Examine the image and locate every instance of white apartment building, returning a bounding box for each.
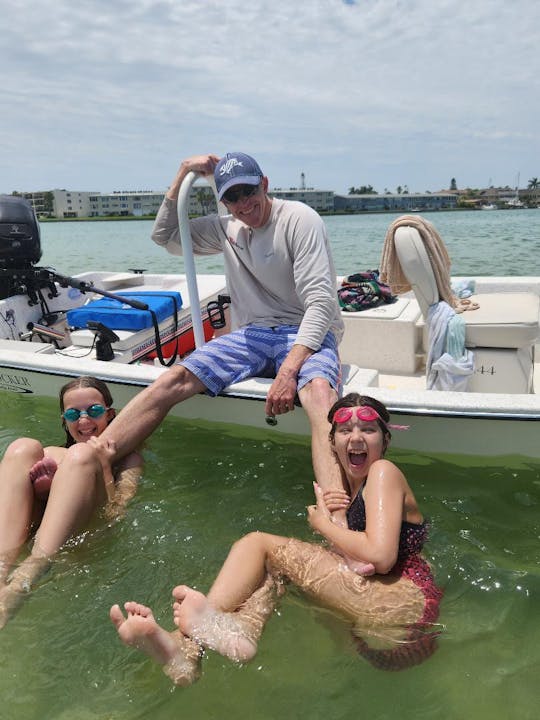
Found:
[40,185,218,218]
[52,189,97,218]
[269,187,334,212]
[21,184,334,218]
[87,191,165,217]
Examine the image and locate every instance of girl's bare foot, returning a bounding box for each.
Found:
[172,585,257,663]
[110,602,200,686]
[29,457,58,497]
[0,555,52,629]
[0,584,26,630]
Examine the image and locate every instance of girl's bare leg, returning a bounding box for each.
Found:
[0,439,45,584]
[172,532,285,662]
[1,442,107,628]
[268,538,425,643]
[110,602,201,686]
[31,442,107,558]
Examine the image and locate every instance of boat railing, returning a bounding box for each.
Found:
[176,172,222,348]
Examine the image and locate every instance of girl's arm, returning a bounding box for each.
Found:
[105,451,144,520]
[87,437,143,512]
[307,459,405,574]
[87,436,116,501]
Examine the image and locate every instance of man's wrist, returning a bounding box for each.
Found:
[277,364,299,380]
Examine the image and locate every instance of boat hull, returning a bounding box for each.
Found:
[1,270,539,460]
[1,350,538,459]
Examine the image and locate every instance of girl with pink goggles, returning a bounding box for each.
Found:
[332,405,409,431]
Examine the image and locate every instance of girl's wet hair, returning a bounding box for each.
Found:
[327,393,392,445]
[59,376,114,447]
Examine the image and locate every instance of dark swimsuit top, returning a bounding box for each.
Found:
[346,486,428,563]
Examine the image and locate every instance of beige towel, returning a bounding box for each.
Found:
[380,214,458,308]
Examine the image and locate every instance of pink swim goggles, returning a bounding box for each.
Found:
[332,406,409,431]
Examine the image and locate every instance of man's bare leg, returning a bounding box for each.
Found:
[298,378,341,495]
[99,366,207,460]
[299,380,375,576]
[110,602,201,686]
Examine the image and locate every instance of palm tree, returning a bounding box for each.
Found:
[348,185,376,195]
[528,178,539,190]
[196,188,213,215]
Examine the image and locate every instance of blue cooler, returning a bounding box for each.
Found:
[67,291,183,331]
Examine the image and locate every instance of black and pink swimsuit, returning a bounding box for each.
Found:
[346,488,443,671]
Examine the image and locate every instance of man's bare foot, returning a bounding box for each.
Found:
[330,510,375,574]
[172,585,257,663]
[345,557,376,576]
[110,602,200,686]
[29,457,58,497]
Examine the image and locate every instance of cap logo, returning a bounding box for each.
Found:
[219,158,243,176]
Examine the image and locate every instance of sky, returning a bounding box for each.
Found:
[2,0,539,196]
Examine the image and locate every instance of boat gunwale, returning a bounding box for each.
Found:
[2,358,539,422]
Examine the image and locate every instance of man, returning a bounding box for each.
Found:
[101,152,344,493]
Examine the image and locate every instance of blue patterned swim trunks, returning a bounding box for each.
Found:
[181,325,340,396]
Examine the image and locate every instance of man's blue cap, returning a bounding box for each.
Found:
[214,152,263,200]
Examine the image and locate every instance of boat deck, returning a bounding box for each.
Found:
[377,348,539,394]
[1,270,539,458]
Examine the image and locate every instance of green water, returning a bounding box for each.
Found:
[1,392,539,720]
[3,211,540,717]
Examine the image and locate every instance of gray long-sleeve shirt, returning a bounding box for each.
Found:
[151,196,344,350]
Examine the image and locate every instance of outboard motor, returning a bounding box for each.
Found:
[0,195,43,299]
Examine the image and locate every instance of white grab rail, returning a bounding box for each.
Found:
[176,172,214,348]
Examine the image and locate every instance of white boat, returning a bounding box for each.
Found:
[507,173,526,208]
[1,182,539,460]
[480,203,497,210]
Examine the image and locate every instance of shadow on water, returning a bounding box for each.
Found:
[1,394,539,720]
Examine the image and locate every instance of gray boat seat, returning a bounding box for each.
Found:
[394,226,540,350]
[394,225,540,393]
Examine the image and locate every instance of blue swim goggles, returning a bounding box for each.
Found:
[62,404,109,422]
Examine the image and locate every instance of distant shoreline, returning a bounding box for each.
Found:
[39,207,525,223]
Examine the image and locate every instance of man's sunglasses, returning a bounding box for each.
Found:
[62,404,109,422]
[222,183,261,204]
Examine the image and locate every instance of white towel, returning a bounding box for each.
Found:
[426,302,474,391]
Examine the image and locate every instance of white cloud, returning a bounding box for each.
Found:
[1,0,539,194]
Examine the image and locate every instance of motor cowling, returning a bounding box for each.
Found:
[0,195,42,268]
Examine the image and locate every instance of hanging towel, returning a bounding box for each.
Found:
[426,302,474,391]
